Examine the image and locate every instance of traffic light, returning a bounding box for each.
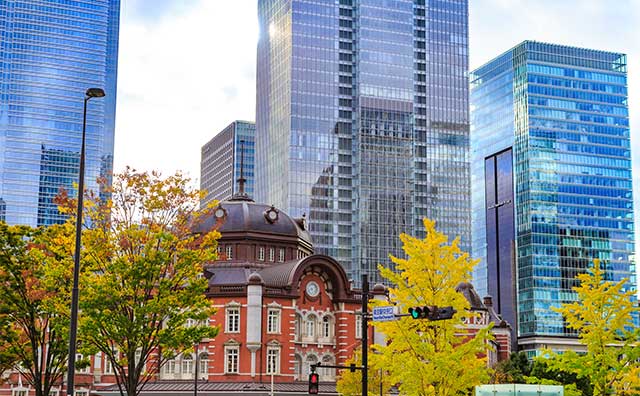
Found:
[308,372,319,394]
[407,305,456,321]
[437,306,456,320]
[408,305,432,319]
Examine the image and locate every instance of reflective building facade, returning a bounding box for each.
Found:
[256,0,470,283]
[471,41,636,354]
[200,121,256,207]
[0,0,120,226]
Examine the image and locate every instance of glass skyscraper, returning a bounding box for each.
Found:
[256,0,470,283]
[471,41,636,354]
[0,0,120,226]
[200,121,256,206]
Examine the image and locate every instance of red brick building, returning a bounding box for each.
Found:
[0,192,511,396]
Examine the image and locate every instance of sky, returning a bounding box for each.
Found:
[114,0,640,252]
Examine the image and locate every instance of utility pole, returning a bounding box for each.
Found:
[361,273,369,396]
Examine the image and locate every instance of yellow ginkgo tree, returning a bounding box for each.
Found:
[545,259,640,396]
[340,218,492,396]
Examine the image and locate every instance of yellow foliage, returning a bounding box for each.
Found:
[338,218,492,396]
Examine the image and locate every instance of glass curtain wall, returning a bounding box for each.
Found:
[0,0,120,226]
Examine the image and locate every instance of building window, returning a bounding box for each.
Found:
[268,247,275,262]
[12,390,28,396]
[225,346,239,374]
[135,349,146,373]
[226,305,240,333]
[305,355,318,375]
[293,354,303,380]
[48,390,59,396]
[278,248,285,262]
[75,354,90,374]
[226,245,233,260]
[322,316,332,338]
[305,315,316,338]
[266,347,280,374]
[321,355,336,380]
[182,354,193,374]
[199,352,208,378]
[355,312,362,339]
[164,358,176,375]
[267,308,281,334]
[104,356,114,375]
[258,247,265,261]
[295,313,302,341]
[75,391,88,396]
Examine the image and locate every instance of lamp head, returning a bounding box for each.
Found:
[85,88,105,98]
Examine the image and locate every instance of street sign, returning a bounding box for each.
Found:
[372,306,395,322]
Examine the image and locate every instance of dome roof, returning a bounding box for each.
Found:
[196,195,313,247]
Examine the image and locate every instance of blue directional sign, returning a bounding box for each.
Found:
[372,306,396,322]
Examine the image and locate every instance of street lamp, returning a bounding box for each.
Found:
[66,87,105,396]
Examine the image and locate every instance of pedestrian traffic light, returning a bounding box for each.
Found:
[407,305,456,321]
[308,372,319,394]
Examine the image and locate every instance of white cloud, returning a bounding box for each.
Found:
[114,0,258,183]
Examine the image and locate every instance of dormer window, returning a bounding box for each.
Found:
[226,246,233,260]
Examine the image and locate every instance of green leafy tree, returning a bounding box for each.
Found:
[56,168,221,396]
[0,222,75,395]
[527,360,592,396]
[544,259,640,396]
[349,218,492,396]
[491,352,531,383]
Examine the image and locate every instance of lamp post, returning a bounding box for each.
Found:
[66,88,105,396]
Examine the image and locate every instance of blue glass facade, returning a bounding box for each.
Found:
[471,41,636,353]
[256,0,470,283]
[0,0,120,226]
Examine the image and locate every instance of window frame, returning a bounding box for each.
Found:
[224,346,240,374]
[75,353,90,374]
[225,305,241,333]
[266,347,280,375]
[267,308,281,334]
[225,245,232,260]
[181,354,193,374]
[305,315,316,338]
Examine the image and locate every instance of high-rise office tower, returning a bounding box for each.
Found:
[0,0,120,226]
[471,41,636,354]
[200,120,256,206]
[256,0,470,282]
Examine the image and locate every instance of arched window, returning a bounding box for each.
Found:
[164,358,176,375]
[305,354,318,375]
[198,352,208,379]
[182,354,193,374]
[293,354,303,380]
[305,315,316,338]
[322,316,332,338]
[321,355,336,380]
[295,313,303,341]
